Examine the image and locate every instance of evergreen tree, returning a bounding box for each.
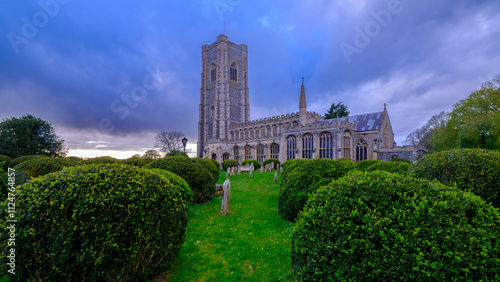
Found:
[325,102,350,119]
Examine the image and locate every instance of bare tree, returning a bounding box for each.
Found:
[154,130,185,153]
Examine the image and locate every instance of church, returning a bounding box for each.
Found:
[197,35,424,164]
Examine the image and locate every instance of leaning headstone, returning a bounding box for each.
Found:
[249,169,253,178]
[220,179,231,216]
[238,165,241,175]
[226,170,230,178]
[260,166,263,173]
[274,171,278,182]
[280,166,283,174]
[220,163,223,171]
[271,162,275,171]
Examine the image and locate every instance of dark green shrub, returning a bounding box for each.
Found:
[242,159,261,169]
[192,158,219,185]
[0,155,11,171]
[64,156,83,164]
[81,156,122,165]
[280,159,309,188]
[263,158,280,170]
[165,149,188,157]
[146,156,215,203]
[211,159,220,170]
[222,159,239,171]
[149,168,194,206]
[292,171,500,281]
[13,157,77,178]
[122,157,154,167]
[366,161,411,175]
[356,159,382,171]
[389,156,411,163]
[278,158,356,221]
[8,154,49,168]
[408,148,500,207]
[0,164,189,281]
[0,170,6,202]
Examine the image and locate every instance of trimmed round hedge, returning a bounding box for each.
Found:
[389,156,411,163]
[263,158,280,170]
[292,171,500,281]
[211,159,220,171]
[0,155,11,171]
[278,158,356,221]
[280,159,308,187]
[222,159,239,171]
[0,164,189,281]
[408,148,500,207]
[122,156,154,167]
[356,159,382,171]
[149,168,194,206]
[365,161,411,175]
[13,157,78,178]
[242,159,261,169]
[8,154,49,168]
[81,156,122,165]
[146,156,215,203]
[192,158,219,185]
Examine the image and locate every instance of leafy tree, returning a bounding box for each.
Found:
[325,102,350,119]
[405,111,449,152]
[142,150,161,159]
[154,130,185,154]
[132,154,141,158]
[433,75,500,151]
[0,114,66,158]
[165,149,188,157]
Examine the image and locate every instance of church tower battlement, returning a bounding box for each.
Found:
[197,34,250,157]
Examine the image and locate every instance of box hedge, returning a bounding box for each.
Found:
[278,158,356,221]
[13,157,78,178]
[222,159,239,171]
[81,156,122,165]
[292,171,500,281]
[8,154,49,168]
[211,159,220,170]
[149,168,194,207]
[146,156,215,203]
[0,164,189,281]
[356,159,382,171]
[242,159,261,169]
[122,156,154,167]
[263,158,280,170]
[280,159,308,187]
[192,158,219,185]
[0,155,11,171]
[365,161,411,175]
[389,156,411,163]
[408,148,500,207]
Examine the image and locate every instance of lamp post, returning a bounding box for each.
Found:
[182,137,188,156]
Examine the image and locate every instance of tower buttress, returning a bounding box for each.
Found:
[299,80,307,125]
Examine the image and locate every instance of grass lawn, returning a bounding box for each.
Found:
[162,170,295,281]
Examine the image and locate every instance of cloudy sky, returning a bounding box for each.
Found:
[1,0,499,158]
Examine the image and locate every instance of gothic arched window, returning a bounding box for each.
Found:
[319,132,334,159]
[223,153,230,161]
[212,153,217,161]
[255,127,259,138]
[272,125,277,136]
[270,143,279,159]
[343,131,352,160]
[302,133,313,159]
[210,63,216,82]
[230,62,237,81]
[244,145,251,160]
[234,146,240,162]
[356,139,368,162]
[256,144,265,163]
[287,135,297,160]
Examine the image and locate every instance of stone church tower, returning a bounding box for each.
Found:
[197,34,250,157]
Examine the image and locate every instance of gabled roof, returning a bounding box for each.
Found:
[332,111,384,131]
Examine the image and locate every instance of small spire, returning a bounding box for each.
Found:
[299,80,306,109]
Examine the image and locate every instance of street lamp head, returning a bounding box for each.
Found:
[182,137,188,148]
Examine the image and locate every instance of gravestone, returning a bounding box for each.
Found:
[260,166,263,173]
[220,179,231,216]
[274,171,278,182]
[249,169,253,178]
[226,170,230,178]
[280,166,283,174]
[220,163,223,171]
[271,162,274,171]
[238,165,241,175]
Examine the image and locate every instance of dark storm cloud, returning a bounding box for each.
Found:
[1,0,499,153]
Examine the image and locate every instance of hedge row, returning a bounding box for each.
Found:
[292,170,500,280]
[0,164,189,281]
[8,154,49,168]
[242,159,261,170]
[263,158,280,170]
[222,159,239,171]
[0,155,11,172]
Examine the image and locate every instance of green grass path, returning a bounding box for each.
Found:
[163,171,294,281]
